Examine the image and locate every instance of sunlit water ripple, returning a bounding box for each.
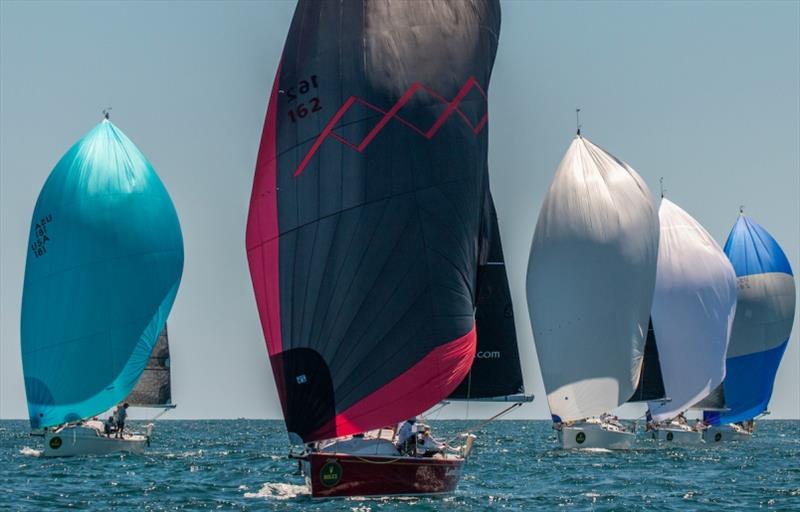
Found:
[2,420,798,510]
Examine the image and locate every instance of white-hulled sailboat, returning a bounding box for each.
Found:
[703,212,796,442]
[22,118,183,457]
[526,129,659,450]
[646,197,737,445]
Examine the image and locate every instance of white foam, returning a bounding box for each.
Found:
[578,448,613,454]
[244,482,309,500]
[19,447,42,457]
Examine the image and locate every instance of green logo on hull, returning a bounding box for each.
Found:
[714,432,722,442]
[575,432,586,444]
[49,436,62,449]
[666,432,674,441]
[320,461,342,487]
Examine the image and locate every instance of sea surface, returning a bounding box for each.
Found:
[1,420,798,511]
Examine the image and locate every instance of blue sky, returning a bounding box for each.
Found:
[1,1,797,420]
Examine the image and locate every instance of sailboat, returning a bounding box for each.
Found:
[21,117,184,457]
[246,0,501,498]
[526,132,659,450]
[703,212,796,442]
[646,198,737,445]
[448,192,534,404]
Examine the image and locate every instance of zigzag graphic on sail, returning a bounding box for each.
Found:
[293,76,488,176]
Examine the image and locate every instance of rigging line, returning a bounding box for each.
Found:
[444,402,522,446]
[147,407,172,422]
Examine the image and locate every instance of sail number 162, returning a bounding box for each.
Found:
[286,75,322,123]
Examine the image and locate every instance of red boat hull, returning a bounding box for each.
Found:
[307,452,465,498]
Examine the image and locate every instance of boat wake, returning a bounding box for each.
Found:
[19,447,42,457]
[577,447,613,454]
[244,482,309,500]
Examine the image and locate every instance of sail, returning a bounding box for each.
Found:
[526,136,659,423]
[705,215,795,425]
[246,0,500,444]
[690,383,726,411]
[125,326,174,407]
[628,318,667,402]
[449,192,526,401]
[647,199,737,421]
[21,120,184,429]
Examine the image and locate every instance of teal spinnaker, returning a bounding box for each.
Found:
[21,120,183,429]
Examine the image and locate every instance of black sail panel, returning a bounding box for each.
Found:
[692,383,727,411]
[628,318,666,402]
[125,326,172,407]
[449,193,525,400]
[246,0,501,443]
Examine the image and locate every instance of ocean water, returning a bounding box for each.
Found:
[1,420,798,511]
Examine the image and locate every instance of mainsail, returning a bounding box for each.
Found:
[246,0,501,444]
[526,135,659,423]
[21,120,184,429]
[705,215,795,425]
[647,199,737,421]
[628,318,667,403]
[448,193,527,401]
[691,383,726,411]
[125,326,174,407]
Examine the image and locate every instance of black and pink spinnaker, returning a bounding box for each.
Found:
[246,0,506,497]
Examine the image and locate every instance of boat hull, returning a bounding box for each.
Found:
[43,425,147,457]
[652,427,704,445]
[558,424,635,450]
[703,425,752,443]
[306,452,464,498]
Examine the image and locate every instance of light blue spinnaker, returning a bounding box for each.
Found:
[704,215,795,425]
[21,120,183,429]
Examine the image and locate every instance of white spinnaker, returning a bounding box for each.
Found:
[648,199,737,421]
[526,136,659,422]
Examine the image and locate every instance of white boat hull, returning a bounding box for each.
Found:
[652,427,704,445]
[703,424,752,443]
[558,424,635,450]
[43,424,148,457]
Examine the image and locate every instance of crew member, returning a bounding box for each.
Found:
[113,403,129,438]
[104,415,115,436]
[418,427,446,457]
[396,418,417,455]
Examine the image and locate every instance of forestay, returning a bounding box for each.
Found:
[705,215,795,425]
[526,136,659,423]
[21,120,184,429]
[247,0,501,444]
[647,199,737,421]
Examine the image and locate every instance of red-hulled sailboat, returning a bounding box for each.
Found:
[246,0,502,498]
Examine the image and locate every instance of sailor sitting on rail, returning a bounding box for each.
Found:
[417,426,446,458]
[396,418,417,455]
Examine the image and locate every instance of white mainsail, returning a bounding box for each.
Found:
[647,199,737,421]
[526,136,659,422]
